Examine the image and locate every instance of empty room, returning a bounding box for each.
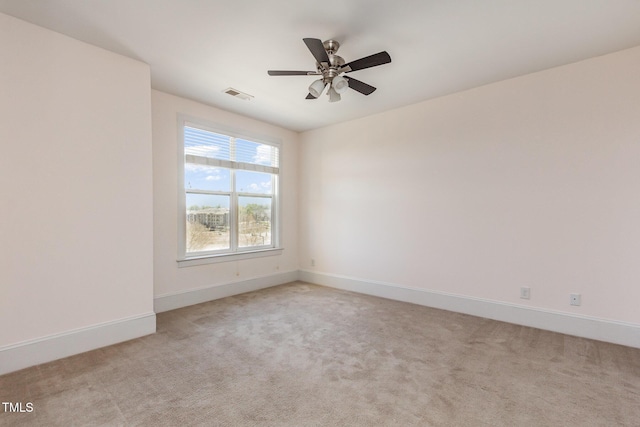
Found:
[1,1,639,425]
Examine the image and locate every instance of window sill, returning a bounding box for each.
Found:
[177,248,283,268]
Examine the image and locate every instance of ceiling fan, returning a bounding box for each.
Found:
[268,38,391,102]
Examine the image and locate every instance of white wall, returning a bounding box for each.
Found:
[152,90,298,307]
[299,46,640,326]
[0,13,154,367]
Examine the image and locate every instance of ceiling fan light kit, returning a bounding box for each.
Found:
[268,38,391,102]
[309,79,327,98]
[328,86,341,102]
[332,75,349,94]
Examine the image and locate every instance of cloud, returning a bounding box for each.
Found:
[185,163,208,173]
[253,145,274,165]
[206,175,222,181]
[245,181,272,192]
[185,164,226,175]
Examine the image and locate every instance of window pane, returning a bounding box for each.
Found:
[236,170,273,194]
[185,164,230,191]
[236,139,279,167]
[181,122,280,259]
[186,194,230,252]
[184,126,230,160]
[238,197,272,248]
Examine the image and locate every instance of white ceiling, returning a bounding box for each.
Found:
[2,0,640,132]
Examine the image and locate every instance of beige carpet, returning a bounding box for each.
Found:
[1,281,639,426]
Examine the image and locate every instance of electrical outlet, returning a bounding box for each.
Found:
[520,287,531,300]
[570,293,581,306]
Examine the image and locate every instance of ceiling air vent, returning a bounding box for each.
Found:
[223,87,254,101]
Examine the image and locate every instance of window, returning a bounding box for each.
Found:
[178,117,280,263]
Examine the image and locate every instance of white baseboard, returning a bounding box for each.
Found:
[0,312,156,375]
[299,270,640,349]
[154,270,299,313]
[4,269,635,376]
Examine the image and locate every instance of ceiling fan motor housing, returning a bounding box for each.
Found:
[318,40,345,83]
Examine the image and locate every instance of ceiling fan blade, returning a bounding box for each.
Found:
[344,77,377,95]
[343,51,391,72]
[268,70,316,76]
[305,93,317,99]
[303,38,330,65]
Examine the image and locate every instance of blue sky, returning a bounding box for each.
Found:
[185,165,272,194]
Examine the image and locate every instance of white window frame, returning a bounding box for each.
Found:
[177,115,282,267]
